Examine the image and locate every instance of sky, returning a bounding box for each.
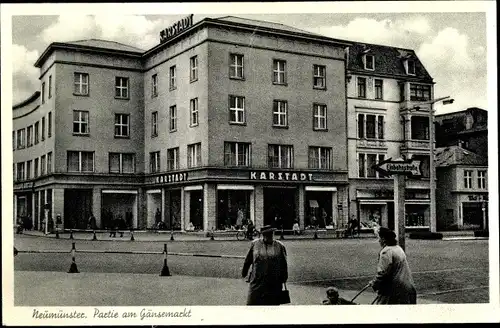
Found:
[6,2,495,114]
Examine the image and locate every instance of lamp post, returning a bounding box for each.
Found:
[411,96,453,232]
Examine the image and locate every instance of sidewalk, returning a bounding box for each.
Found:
[14,271,442,306]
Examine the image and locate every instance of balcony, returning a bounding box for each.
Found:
[400,101,431,114]
[356,138,387,149]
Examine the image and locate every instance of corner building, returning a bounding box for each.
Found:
[13,16,350,232]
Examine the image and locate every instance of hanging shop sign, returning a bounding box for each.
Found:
[154,172,188,184]
[468,194,488,201]
[160,14,194,43]
[249,171,313,182]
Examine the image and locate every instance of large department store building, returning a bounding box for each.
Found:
[13,16,353,232]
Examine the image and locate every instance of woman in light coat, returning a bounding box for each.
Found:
[370,227,417,304]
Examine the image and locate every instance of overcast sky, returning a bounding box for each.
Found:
[7,3,493,114]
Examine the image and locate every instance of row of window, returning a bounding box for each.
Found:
[463,170,487,189]
[362,54,416,76]
[74,73,132,99]
[14,152,52,181]
[357,153,430,179]
[13,112,52,150]
[150,143,332,173]
[72,111,131,137]
[356,114,430,141]
[41,75,53,104]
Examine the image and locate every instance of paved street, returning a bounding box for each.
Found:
[13,234,489,304]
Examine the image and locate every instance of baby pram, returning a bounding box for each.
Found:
[324,283,373,305]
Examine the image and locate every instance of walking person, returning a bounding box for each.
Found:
[242,225,288,305]
[369,227,417,304]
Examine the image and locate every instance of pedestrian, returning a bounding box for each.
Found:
[369,226,417,304]
[242,225,288,305]
[292,221,300,235]
[88,213,96,230]
[236,207,244,229]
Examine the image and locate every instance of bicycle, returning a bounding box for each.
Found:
[236,226,261,241]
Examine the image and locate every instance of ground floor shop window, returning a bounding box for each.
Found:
[359,203,383,227]
[405,204,428,227]
[168,190,182,231]
[264,188,296,229]
[101,192,137,230]
[64,189,92,229]
[462,202,484,230]
[217,190,250,230]
[189,190,203,230]
[305,191,332,229]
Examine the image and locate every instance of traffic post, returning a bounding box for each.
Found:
[373,157,422,252]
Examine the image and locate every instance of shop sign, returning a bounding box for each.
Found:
[249,171,313,181]
[160,14,194,42]
[468,194,488,201]
[154,172,188,184]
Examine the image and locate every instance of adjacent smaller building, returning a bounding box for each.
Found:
[435,145,488,231]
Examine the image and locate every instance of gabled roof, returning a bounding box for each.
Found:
[435,146,487,167]
[64,39,144,53]
[346,41,433,82]
[214,16,324,38]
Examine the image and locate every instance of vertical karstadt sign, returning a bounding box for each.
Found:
[160,14,194,43]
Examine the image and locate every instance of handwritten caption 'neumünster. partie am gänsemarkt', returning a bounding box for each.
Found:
[32,308,193,320]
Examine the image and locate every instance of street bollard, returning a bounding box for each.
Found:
[280,228,285,240]
[210,228,215,240]
[160,243,171,276]
[69,229,74,240]
[170,229,174,241]
[55,230,60,239]
[92,230,98,241]
[68,242,79,273]
[314,229,318,239]
[130,229,135,241]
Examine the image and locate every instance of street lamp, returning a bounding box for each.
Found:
[411,96,454,232]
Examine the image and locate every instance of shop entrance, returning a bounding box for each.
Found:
[305,191,333,228]
[167,190,182,230]
[264,188,296,229]
[101,192,137,229]
[217,190,251,230]
[462,202,484,229]
[189,190,204,230]
[64,189,92,229]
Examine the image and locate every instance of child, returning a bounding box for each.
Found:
[322,287,352,305]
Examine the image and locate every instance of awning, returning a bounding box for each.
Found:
[146,189,161,194]
[217,185,254,190]
[309,200,319,208]
[102,190,138,194]
[184,185,203,191]
[305,186,337,192]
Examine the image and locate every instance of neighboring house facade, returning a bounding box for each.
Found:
[13,16,350,232]
[435,107,488,160]
[346,42,436,231]
[435,146,488,231]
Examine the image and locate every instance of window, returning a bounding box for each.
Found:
[73,111,89,135]
[224,142,251,167]
[313,104,327,130]
[27,125,33,147]
[17,129,25,149]
[273,100,288,127]
[357,77,366,98]
[167,147,180,171]
[229,54,244,79]
[12,131,15,151]
[150,151,160,173]
[313,65,326,89]
[48,112,52,138]
[358,153,386,178]
[115,77,129,99]
[375,79,383,99]
[35,122,40,144]
[169,105,177,131]
[169,66,176,90]
[151,112,158,137]
[190,56,198,82]
[34,158,39,178]
[17,162,25,181]
[273,60,287,84]
[410,84,431,101]
[67,151,94,172]
[41,117,46,141]
[412,155,430,178]
[478,171,487,189]
[187,143,202,168]
[40,155,46,175]
[190,98,199,127]
[114,114,130,137]
[229,95,245,124]
[411,116,429,140]
[74,73,89,95]
[109,153,135,173]
[364,54,375,70]
[41,82,46,104]
[48,75,52,99]
[26,160,32,180]
[151,74,158,97]
[309,147,332,169]
[464,170,473,189]
[407,60,416,75]
[268,144,293,168]
[358,114,384,139]
[47,152,52,174]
